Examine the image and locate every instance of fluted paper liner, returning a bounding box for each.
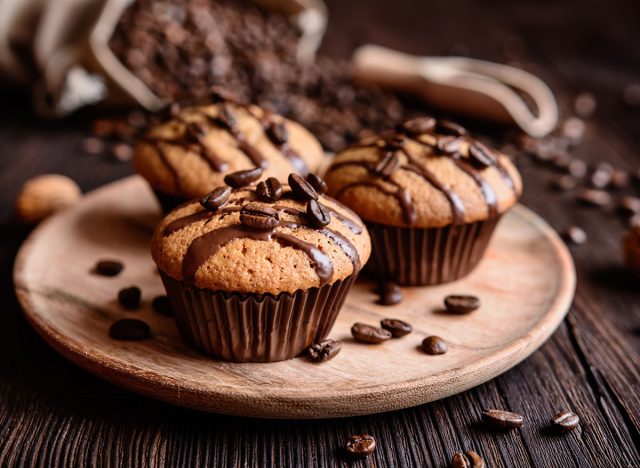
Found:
[161,273,356,362]
[365,217,501,286]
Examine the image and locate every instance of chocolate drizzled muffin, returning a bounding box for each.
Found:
[151,172,370,362]
[134,92,324,211]
[325,117,522,285]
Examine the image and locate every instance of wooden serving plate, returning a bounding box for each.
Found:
[14,176,575,419]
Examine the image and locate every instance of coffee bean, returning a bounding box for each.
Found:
[345,434,376,457]
[401,116,436,135]
[610,170,630,189]
[111,143,133,162]
[481,409,524,430]
[94,260,124,277]
[438,136,463,154]
[590,168,612,189]
[380,318,412,337]
[266,121,288,145]
[451,451,485,468]
[563,225,587,245]
[444,295,480,314]
[468,143,496,169]
[82,137,105,155]
[351,323,392,344]
[307,199,331,227]
[185,122,207,143]
[288,173,318,200]
[551,175,578,192]
[562,117,586,145]
[240,202,280,230]
[377,282,403,305]
[307,339,342,362]
[151,295,173,316]
[200,186,232,211]
[437,119,467,136]
[576,188,611,207]
[215,104,237,130]
[422,336,448,355]
[551,151,572,170]
[306,173,328,194]
[109,318,150,340]
[256,177,283,202]
[551,410,580,432]
[574,92,597,118]
[118,286,141,310]
[373,151,400,177]
[567,159,588,178]
[224,167,264,188]
[618,196,640,216]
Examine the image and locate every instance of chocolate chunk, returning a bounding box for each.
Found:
[401,116,436,135]
[468,143,496,169]
[109,318,150,340]
[306,173,327,194]
[307,199,331,227]
[151,295,173,316]
[118,286,141,310]
[373,151,400,177]
[444,295,480,314]
[266,121,289,145]
[345,434,376,457]
[288,173,318,200]
[256,177,283,202]
[422,336,448,355]
[481,409,524,430]
[576,188,611,207]
[200,186,232,211]
[551,411,580,432]
[377,282,403,305]
[563,226,587,245]
[380,318,412,337]
[240,202,280,230]
[307,339,342,362]
[224,167,264,188]
[94,260,124,277]
[351,323,392,344]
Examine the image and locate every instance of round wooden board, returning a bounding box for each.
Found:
[14,176,575,419]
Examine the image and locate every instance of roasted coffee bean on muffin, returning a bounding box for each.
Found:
[325,117,522,285]
[150,172,371,362]
[134,92,324,211]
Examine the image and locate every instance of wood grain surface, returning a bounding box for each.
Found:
[1,0,639,466]
[13,177,574,419]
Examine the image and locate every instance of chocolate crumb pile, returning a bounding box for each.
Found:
[109,0,405,151]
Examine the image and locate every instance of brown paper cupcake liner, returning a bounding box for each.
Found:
[160,273,357,362]
[365,217,501,286]
[153,189,188,213]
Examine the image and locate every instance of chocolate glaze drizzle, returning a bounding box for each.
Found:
[146,95,309,193]
[327,119,517,226]
[165,187,364,286]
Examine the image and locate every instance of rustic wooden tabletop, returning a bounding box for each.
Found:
[1,0,639,466]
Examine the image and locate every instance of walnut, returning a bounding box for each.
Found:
[14,174,81,224]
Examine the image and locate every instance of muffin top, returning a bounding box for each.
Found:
[134,92,324,200]
[324,117,523,228]
[151,171,371,295]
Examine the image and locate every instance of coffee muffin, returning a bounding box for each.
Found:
[134,92,324,211]
[325,117,522,285]
[151,171,371,362]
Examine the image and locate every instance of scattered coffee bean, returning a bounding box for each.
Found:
[109,318,150,340]
[618,196,640,216]
[422,336,448,355]
[402,116,436,135]
[94,259,124,277]
[444,295,480,314]
[562,117,586,145]
[590,167,612,189]
[351,323,392,344]
[265,121,288,145]
[151,295,173,316]
[240,202,280,230]
[437,136,463,154]
[377,282,403,305]
[437,119,467,136]
[307,339,342,362]
[373,151,400,177]
[551,410,580,432]
[288,173,318,200]
[574,92,597,118]
[306,173,327,194]
[576,188,611,207]
[451,450,485,468]
[563,225,588,245]
[380,318,412,337]
[118,286,141,310]
[200,186,232,211]
[551,175,578,192]
[468,143,495,169]
[111,143,134,162]
[224,167,264,188]
[610,170,630,189]
[481,409,524,430]
[345,434,376,457]
[256,177,283,202]
[82,137,105,155]
[307,199,331,227]
[567,159,588,178]
[551,151,572,171]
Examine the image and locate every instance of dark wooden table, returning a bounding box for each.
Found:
[1,0,639,466]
